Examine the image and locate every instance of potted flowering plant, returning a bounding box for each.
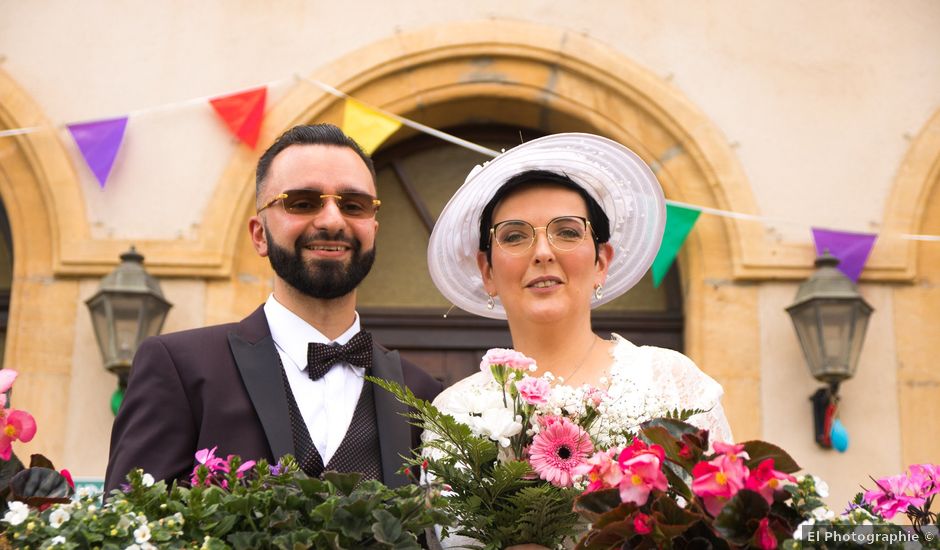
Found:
[1,450,452,549]
[0,369,75,517]
[573,417,804,549]
[370,348,704,549]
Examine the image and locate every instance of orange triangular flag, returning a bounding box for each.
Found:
[209,86,267,148]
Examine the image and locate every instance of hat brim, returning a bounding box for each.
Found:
[428,133,666,320]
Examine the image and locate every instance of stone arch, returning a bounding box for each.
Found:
[212,20,764,436]
[0,68,86,459]
[886,109,940,465]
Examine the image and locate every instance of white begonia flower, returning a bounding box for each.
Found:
[2,501,29,526]
[49,507,71,528]
[474,407,522,447]
[134,524,152,544]
[87,504,97,513]
[50,536,67,546]
[118,514,134,530]
[812,475,830,497]
[811,506,835,521]
[141,473,155,487]
[125,545,141,550]
[793,519,815,540]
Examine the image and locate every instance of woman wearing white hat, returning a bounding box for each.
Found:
[426,133,733,548]
[428,132,731,436]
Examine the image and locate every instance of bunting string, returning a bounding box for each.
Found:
[0,73,937,248]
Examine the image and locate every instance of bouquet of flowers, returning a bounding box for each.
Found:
[371,348,698,549]
[2,450,452,549]
[573,417,805,549]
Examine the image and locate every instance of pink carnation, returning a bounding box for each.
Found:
[516,376,551,405]
[529,417,593,487]
[480,348,536,372]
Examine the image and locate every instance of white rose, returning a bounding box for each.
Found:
[49,507,71,528]
[2,501,29,526]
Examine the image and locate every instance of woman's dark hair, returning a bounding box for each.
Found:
[478,170,611,264]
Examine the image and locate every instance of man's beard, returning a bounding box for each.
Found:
[265,226,376,300]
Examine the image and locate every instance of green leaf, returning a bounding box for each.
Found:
[573,488,623,521]
[372,508,404,543]
[322,470,363,496]
[713,489,769,544]
[740,440,801,473]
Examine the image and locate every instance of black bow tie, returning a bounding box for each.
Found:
[306,331,373,381]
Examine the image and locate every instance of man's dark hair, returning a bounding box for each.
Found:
[478,170,611,264]
[255,124,376,201]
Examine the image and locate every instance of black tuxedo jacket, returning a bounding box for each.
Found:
[104,306,441,494]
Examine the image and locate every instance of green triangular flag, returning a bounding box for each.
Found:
[652,204,701,287]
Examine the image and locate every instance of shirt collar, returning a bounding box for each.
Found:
[263,294,362,372]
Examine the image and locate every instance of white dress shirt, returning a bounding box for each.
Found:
[263,294,365,465]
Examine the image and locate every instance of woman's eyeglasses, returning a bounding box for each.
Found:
[257,189,381,219]
[490,216,593,255]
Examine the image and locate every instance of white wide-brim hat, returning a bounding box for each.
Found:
[428,132,666,320]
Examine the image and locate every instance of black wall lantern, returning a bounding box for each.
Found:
[86,246,171,413]
[786,252,873,451]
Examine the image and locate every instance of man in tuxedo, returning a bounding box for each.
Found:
[104,124,441,494]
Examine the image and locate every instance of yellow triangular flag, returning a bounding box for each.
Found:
[342,98,401,154]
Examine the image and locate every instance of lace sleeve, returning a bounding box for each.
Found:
[612,336,734,444]
[645,346,734,444]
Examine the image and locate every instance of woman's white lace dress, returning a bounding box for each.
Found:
[425,334,733,549]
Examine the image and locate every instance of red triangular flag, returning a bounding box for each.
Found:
[209,87,266,148]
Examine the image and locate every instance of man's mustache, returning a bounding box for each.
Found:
[297,230,357,248]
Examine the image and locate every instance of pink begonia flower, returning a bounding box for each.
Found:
[0,369,17,393]
[863,473,927,519]
[617,439,668,506]
[575,449,623,493]
[0,409,37,461]
[691,444,749,516]
[745,458,797,505]
[515,376,551,405]
[633,512,653,535]
[480,348,536,372]
[755,517,777,550]
[529,417,593,488]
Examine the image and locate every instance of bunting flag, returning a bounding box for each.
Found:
[67,117,129,188]
[209,86,267,148]
[652,204,701,287]
[342,98,401,154]
[811,228,877,282]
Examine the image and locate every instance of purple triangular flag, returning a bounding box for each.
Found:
[67,117,128,188]
[811,228,877,282]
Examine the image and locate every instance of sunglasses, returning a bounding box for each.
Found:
[257,189,381,219]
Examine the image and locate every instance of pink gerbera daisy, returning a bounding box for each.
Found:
[528,417,593,487]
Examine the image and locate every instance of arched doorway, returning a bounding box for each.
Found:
[357,125,684,386]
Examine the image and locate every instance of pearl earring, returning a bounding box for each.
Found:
[593,284,604,301]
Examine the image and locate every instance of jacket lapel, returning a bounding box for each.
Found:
[370,344,411,488]
[228,307,294,461]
